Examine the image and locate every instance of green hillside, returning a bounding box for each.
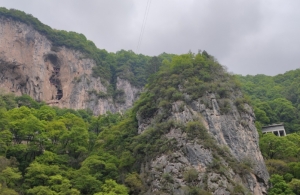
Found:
[237,69,300,134]
[237,70,300,194]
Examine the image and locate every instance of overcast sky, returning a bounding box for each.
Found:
[1,0,300,75]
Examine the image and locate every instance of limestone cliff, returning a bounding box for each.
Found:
[136,92,269,195]
[131,51,270,195]
[0,17,140,114]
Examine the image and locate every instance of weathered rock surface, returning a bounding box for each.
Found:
[115,77,140,112]
[138,93,269,195]
[0,17,141,114]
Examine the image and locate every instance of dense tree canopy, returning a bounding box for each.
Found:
[237,69,300,194]
[0,93,130,194]
[237,69,300,133]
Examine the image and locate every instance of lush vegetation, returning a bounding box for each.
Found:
[257,133,300,195]
[237,69,300,194]
[237,70,300,133]
[134,51,241,122]
[0,93,132,194]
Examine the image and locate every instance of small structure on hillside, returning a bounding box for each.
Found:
[262,124,286,136]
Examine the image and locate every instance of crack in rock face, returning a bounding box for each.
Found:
[45,53,63,100]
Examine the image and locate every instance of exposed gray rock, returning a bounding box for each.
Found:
[137,93,269,195]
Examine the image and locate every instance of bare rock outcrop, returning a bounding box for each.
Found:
[0,17,140,114]
[137,93,269,195]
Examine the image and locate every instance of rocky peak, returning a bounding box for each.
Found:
[136,92,269,195]
[133,53,269,194]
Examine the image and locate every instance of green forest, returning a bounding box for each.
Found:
[0,94,130,194]
[237,70,300,194]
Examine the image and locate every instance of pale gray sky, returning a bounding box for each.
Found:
[1,0,300,75]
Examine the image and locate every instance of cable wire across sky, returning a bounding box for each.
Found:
[136,0,152,53]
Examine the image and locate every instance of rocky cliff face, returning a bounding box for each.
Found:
[0,17,140,114]
[137,92,269,195]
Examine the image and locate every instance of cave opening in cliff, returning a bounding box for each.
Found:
[45,53,60,67]
[56,89,63,100]
[50,75,57,85]
[48,56,63,100]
